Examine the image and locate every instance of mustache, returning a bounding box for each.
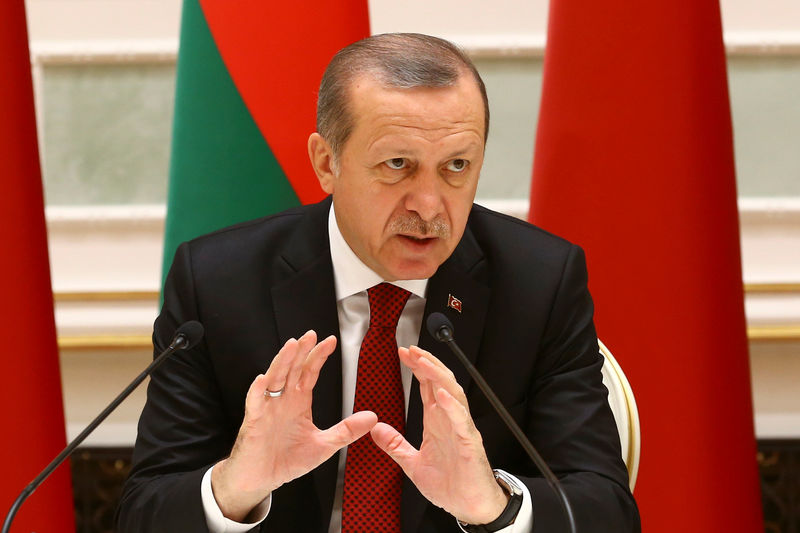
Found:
[388,214,450,238]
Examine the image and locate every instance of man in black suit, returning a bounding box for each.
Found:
[118,33,639,532]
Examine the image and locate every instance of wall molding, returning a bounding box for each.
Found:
[46,204,165,297]
[724,31,800,56]
[745,282,800,294]
[448,34,547,57]
[55,290,160,303]
[50,284,799,302]
[30,39,178,65]
[739,196,800,215]
[748,325,800,341]
[455,31,800,57]
[27,31,800,65]
[59,334,153,351]
[46,204,166,229]
[55,325,800,350]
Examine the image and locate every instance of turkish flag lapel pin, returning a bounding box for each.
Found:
[447,294,462,313]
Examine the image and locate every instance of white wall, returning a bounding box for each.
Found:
[721,0,800,32]
[26,0,800,43]
[26,0,181,41]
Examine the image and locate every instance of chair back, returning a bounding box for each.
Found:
[599,339,640,490]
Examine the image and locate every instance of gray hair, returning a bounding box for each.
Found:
[316,33,490,160]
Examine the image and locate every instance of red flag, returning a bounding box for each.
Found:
[0,2,75,531]
[529,1,763,531]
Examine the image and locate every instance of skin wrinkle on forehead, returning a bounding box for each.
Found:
[366,108,481,128]
[363,122,483,157]
[367,127,480,144]
[366,135,482,159]
[368,117,475,130]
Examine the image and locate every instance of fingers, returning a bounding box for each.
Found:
[399,346,478,443]
[320,410,378,449]
[400,346,455,383]
[400,346,468,408]
[261,331,336,397]
[297,335,337,392]
[263,332,315,394]
[404,345,452,374]
[284,330,319,392]
[245,373,270,414]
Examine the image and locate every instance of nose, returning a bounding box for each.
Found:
[404,166,444,223]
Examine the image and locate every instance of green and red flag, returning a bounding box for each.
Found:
[0,2,75,531]
[162,0,370,282]
[530,0,763,530]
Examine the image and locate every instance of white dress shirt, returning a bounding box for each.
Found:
[200,205,533,532]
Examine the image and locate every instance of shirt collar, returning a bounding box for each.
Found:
[328,205,428,301]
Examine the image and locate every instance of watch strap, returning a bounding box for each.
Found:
[458,470,524,533]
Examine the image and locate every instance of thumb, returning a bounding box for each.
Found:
[370,422,417,468]
[320,410,378,449]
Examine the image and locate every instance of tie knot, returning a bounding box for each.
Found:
[367,283,411,329]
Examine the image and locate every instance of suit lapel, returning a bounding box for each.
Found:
[270,198,343,524]
[402,221,491,533]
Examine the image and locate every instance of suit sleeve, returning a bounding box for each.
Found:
[116,242,240,533]
[517,244,641,532]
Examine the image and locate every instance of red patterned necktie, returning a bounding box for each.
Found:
[342,282,411,533]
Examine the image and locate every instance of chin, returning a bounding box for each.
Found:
[386,262,440,281]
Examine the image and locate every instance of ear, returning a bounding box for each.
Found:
[307,133,336,194]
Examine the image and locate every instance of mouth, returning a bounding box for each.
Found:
[399,234,437,248]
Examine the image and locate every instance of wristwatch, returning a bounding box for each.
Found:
[457,469,524,533]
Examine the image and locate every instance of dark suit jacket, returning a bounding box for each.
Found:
[117,197,640,532]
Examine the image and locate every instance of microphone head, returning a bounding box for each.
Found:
[173,320,205,350]
[426,312,454,342]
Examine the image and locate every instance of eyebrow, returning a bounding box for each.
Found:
[442,143,483,160]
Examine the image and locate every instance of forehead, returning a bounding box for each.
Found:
[345,74,486,149]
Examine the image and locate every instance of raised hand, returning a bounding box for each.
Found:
[370,345,509,525]
[211,330,378,521]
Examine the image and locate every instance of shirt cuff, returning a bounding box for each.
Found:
[201,465,272,533]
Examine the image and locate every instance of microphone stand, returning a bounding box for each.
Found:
[1,328,197,533]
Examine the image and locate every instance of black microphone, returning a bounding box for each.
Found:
[426,312,577,533]
[1,321,205,533]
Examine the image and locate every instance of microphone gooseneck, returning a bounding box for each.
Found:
[1,321,205,533]
[426,312,577,533]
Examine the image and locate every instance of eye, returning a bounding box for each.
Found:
[385,158,407,170]
[446,159,469,172]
